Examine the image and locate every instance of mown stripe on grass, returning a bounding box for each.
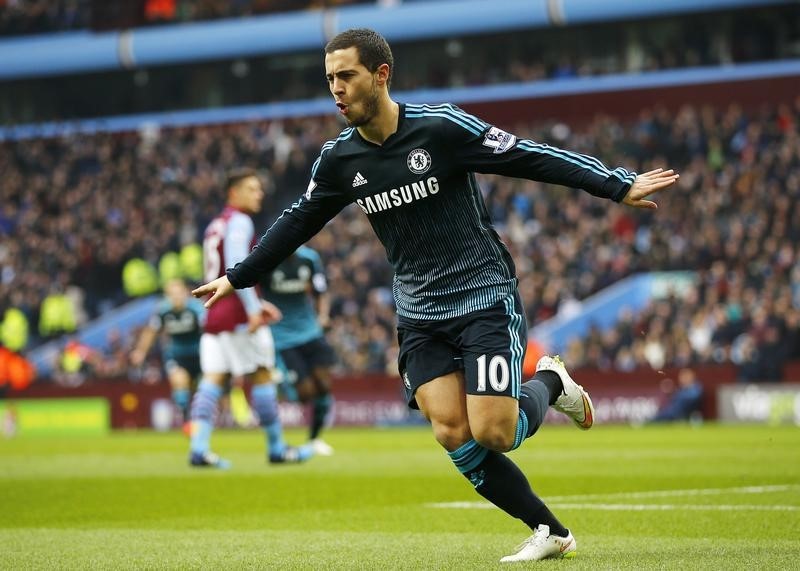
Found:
[427,502,800,512]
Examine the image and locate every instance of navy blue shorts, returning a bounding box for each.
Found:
[280,336,337,384]
[397,292,528,409]
[165,354,201,380]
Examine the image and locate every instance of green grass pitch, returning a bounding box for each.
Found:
[1,424,799,569]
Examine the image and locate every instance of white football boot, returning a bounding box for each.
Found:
[536,355,595,430]
[310,438,335,456]
[500,524,576,563]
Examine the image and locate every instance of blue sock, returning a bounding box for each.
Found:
[189,380,222,455]
[252,384,285,456]
[172,387,190,421]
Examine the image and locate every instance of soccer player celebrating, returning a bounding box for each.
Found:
[191,168,313,468]
[260,246,338,456]
[193,29,678,559]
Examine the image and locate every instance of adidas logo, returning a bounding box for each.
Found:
[352,172,368,187]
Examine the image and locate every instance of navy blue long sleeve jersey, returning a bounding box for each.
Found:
[228,103,635,321]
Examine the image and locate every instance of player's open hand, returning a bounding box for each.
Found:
[623,168,679,209]
[192,276,234,308]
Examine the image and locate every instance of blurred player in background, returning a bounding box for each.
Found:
[261,246,337,456]
[194,29,678,558]
[191,168,313,468]
[130,278,204,431]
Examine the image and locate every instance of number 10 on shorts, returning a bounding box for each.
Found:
[476,354,510,392]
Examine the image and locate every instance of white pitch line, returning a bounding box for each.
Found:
[426,484,800,511]
[550,503,800,512]
[545,484,800,502]
[426,502,800,512]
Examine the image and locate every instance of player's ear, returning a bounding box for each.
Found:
[375,63,390,87]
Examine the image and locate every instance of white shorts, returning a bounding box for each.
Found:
[200,326,276,377]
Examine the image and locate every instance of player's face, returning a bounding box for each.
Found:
[164,280,187,308]
[325,47,380,128]
[231,176,264,215]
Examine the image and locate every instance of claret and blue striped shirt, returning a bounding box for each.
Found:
[228,103,635,321]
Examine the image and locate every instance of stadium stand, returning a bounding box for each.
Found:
[0,0,373,36]
[1,0,798,382]
[0,0,89,36]
[2,97,798,378]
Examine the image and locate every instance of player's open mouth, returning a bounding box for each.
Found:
[336,102,348,115]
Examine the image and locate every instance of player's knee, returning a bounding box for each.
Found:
[295,379,316,402]
[430,419,471,451]
[169,369,190,389]
[471,423,515,452]
[311,369,331,392]
[313,380,331,397]
[466,397,519,451]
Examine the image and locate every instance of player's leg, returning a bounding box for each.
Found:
[290,371,334,454]
[401,318,567,559]
[415,374,569,551]
[189,333,234,468]
[458,293,575,561]
[414,373,471,450]
[165,360,192,424]
[275,353,299,403]
[228,374,255,428]
[183,354,203,437]
[280,345,319,429]
[249,327,313,464]
[294,337,337,454]
[250,367,313,464]
[460,392,571,546]
[287,373,335,455]
[307,366,334,454]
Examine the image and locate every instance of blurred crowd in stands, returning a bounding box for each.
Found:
[139,0,375,25]
[2,97,799,381]
[0,0,88,36]
[0,0,374,36]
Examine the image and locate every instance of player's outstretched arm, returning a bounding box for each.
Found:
[622,168,679,209]
[192,276,234,308]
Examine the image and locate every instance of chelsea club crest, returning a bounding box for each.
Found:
[407,148,431,175]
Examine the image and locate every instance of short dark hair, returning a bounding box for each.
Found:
[225,167,259,192]
[325,28,394,87]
